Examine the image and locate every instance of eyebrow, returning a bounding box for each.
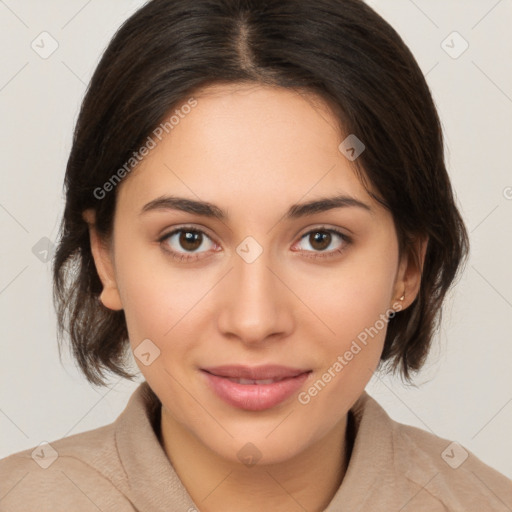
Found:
[140,194,372,220]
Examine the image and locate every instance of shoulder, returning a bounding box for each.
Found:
[376,397,512,510]
[0,417,133,511]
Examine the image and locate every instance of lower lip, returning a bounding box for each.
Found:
[201,370,311,411]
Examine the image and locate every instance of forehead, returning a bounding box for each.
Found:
[117,83,380,220]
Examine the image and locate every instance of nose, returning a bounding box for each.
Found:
[216,248,294,346]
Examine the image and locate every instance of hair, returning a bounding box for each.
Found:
[53,0,469,387]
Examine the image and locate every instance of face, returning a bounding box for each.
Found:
[88,83,418,466]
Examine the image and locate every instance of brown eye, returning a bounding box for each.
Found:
[178,230,203,251]
[160,227,216,261]
[294,227,350,259]
[308,231,332,251]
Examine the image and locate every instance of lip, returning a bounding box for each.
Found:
[201,364,310,380]
[200,365,312,411]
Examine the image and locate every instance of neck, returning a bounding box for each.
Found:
[160,408,352,512]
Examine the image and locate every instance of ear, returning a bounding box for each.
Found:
[82,209,123,311]
[392,235,428,311]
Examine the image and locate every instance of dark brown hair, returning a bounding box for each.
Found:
[53,0,469,386]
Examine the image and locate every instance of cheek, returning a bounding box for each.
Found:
[299,249,397,345]
[112,239,217,375]
[111,238,179,344]
[297,244,397,405]
[297,280,392,428]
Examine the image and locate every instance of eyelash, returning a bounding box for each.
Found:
[158,225,352,263]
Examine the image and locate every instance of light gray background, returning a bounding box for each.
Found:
[1,0,511,479]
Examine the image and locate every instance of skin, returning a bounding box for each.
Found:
[84,83,426,512]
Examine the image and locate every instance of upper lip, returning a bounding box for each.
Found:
[202,365,311,380]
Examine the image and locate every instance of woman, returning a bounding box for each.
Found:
[1,0,510,510]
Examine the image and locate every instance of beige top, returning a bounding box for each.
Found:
[1,381,510,511]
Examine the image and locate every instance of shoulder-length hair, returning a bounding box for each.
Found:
[53,0,469,386]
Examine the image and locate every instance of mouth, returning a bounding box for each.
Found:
[200,365,313,411]
[201,364,311,380]
[218,377,291,385]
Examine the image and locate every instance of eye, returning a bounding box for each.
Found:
[159,226,218,262]
[158,225,351,263]
[293,227,351,259]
